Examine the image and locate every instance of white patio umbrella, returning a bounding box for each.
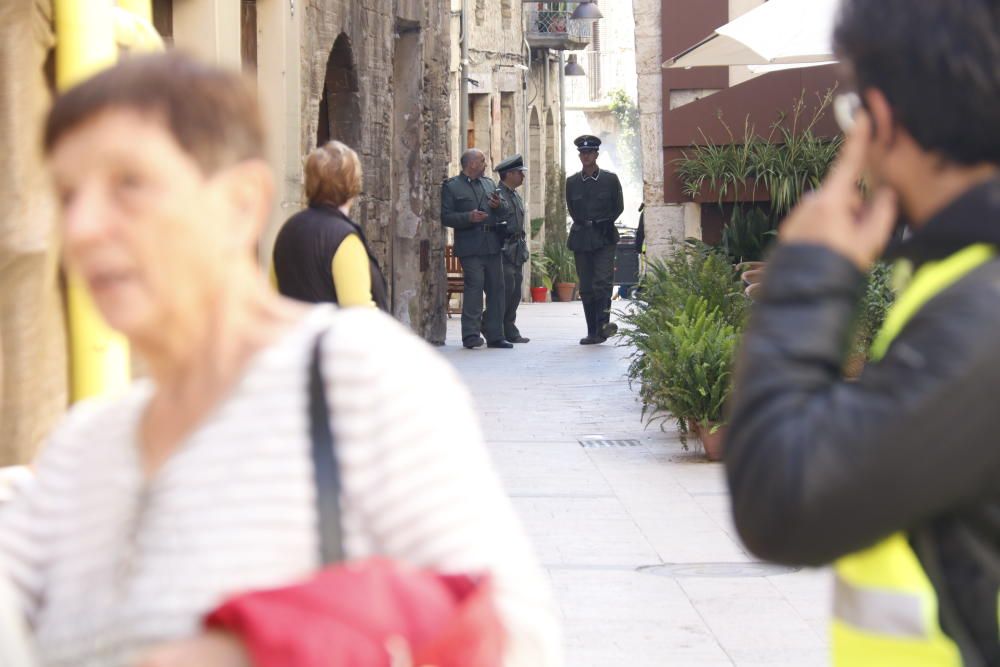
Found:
[663,0,841,69]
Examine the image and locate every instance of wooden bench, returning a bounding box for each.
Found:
[445,244,463,315]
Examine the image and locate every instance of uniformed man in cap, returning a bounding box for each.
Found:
[495,154,531,343]
[440,148,513,349]
[565,134,624,344]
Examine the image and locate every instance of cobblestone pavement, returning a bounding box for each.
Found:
[439,301,831,667]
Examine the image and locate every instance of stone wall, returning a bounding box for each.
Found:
[632,0,689,259]
[302,0,452,343]
[0,1,66,465]
[446,1,563,305]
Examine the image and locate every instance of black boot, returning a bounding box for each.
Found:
[580,300,602,345]
[598,296,618,341]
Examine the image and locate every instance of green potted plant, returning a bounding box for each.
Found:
[844,261,896,377]
[618,244,747,460]
[652,297,737,461]
[529,249,552,303]
[543,240,577,302]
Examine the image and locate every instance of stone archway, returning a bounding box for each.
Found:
[317,33,361,148]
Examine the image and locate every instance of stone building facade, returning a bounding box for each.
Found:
[300,1,453,343]
[0,0,455,463]
[448,0,566,289]
[0,1,65,465]
[176,0,455,341]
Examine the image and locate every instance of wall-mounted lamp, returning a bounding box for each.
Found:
[570,0,602,20]
[564,54,586,76]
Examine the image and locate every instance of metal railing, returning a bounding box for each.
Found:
[525,9,592,39]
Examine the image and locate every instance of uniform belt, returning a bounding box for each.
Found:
[482,224,505,231]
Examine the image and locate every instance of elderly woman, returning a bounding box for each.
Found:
[0,53,560,667]
[272,141,388,309]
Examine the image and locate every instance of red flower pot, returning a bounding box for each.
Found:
[530,286,548,303]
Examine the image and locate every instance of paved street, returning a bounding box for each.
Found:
[439,301,831,667]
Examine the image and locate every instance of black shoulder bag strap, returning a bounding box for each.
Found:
[309,334,345,565]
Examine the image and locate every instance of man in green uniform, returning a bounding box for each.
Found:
[565,135,624,344]
[440,148,513,349]
[495,154,531,344]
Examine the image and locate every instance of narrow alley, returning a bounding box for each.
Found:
[440,301,831,667]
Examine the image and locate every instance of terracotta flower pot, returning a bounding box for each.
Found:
[530,286,548,303]
[693,421,726,462]
[843,353,866,379]
[555,282,576,302]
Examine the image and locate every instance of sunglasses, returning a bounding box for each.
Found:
[834,92,862,132]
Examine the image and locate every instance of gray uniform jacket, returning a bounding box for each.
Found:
[441,175,510,258]
[498,182,529,265]
[566,168,624,252]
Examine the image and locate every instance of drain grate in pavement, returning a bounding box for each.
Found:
[638,562,801,578]
[579,438,642,448]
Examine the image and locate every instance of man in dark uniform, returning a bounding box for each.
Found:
[440,148,513,349]
[565,135,624,344]
[495,154,531,344]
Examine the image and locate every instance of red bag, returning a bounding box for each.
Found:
[205,558,505,667]
[203,339,506,666]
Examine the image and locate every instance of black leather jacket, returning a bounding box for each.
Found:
[726,179,1000,666]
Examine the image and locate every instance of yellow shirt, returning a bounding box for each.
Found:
[270,234,375,308]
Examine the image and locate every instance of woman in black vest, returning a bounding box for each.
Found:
[272,141,389,310]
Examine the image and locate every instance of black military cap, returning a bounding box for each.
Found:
[574,135,601,152]
[495,153,527,174]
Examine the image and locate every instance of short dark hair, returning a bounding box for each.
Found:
[834,0,1000,166]
[44,52,265,174]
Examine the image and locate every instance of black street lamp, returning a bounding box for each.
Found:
[521,1,604,21]
[570,0,602,20]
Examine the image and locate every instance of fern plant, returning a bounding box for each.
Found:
[618,242,747,445]
[632,297,738,445]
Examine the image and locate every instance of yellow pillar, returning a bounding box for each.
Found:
[116,0,152,23]
[55,0,131,401]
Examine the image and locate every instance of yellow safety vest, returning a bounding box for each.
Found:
[832,244,997,667]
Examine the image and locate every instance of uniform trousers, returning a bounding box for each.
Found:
[574,243,617,334]
[458,252,505,343]
[575,243,616,304]
[502,259,524,340]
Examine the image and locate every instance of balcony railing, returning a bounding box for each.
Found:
[525,9,592,51]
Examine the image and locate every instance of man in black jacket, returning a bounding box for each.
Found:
[441,148,512,349]
[566,135,624,344]
[725,1,1000,664]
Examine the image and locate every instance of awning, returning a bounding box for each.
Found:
[663,0,841,69]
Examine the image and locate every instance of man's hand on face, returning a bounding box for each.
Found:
[779,114,898,272]
[470,209,489,223]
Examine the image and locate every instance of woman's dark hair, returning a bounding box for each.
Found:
[834,0,1000,165]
